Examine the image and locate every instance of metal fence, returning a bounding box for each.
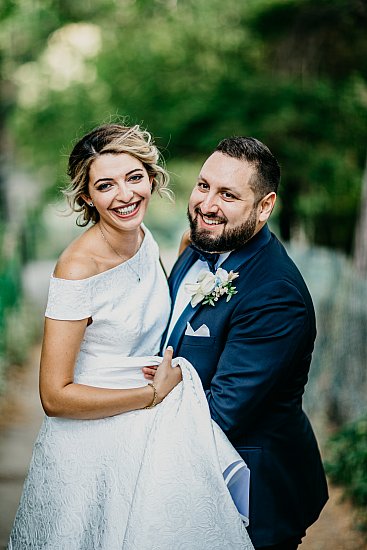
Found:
[288,244,367,430]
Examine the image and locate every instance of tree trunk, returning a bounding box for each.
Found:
[353,152,367,275]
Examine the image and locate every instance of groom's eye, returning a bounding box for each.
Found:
[222,192,235,199]
[197,182,209,190]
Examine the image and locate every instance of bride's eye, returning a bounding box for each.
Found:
[96,182,113,191]
[128,174,144,183]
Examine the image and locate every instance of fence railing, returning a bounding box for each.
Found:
[287,243,367,431]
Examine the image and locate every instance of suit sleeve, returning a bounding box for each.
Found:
[205,279,313,439]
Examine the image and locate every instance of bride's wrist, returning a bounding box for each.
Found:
[152,382,165,404]
[143,382,162,408]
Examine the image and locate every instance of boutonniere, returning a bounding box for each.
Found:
[185,268,239,307]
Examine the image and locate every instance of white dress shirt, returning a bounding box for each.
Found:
[163,251,231,349]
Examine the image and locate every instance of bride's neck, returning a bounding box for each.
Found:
[96,222,143,260]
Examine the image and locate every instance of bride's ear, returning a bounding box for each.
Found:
[81,194,94,207]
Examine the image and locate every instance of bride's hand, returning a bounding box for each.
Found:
[142,364,157,381]
[153,347,182,403]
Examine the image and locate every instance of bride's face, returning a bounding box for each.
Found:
[85,153,152,232]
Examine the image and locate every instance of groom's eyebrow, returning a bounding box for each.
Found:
[198,175,240,194]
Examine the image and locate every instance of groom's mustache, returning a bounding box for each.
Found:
[193,208,227,225]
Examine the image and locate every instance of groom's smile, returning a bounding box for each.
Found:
[197,210,227,229]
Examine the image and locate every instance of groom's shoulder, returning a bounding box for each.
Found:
[255,234,313,304]
[242,232,308,287]
[260,231,295,266]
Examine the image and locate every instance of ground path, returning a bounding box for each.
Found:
[0,344,366,549]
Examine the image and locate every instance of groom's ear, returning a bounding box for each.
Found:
[258,192,276,222]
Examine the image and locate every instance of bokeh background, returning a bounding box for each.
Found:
[1,0,367,547]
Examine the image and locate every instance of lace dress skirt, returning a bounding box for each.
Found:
[8,358,253,550]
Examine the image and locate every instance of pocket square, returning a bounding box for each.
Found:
[185,322,210,337]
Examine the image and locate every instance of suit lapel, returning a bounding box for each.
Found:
[160,248,198,352]
[167,224,272,353]
[170,248,198,302]
[166,301,199,352]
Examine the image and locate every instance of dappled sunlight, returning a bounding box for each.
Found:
[13,23,101,106]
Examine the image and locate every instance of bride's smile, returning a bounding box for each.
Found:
[112,201,141,218]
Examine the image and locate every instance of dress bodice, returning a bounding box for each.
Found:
[45,226,171,388]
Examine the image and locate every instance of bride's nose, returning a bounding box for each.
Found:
[116,182,134,203]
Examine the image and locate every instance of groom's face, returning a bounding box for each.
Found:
[188,152,262,253]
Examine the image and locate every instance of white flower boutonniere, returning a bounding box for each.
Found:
[185,268,239,307]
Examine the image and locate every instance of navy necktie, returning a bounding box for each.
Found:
[189,244,220,273]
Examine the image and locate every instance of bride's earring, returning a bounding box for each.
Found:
[89,201,94,207]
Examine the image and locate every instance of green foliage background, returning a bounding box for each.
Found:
[1,0,367,251]
[325,417,367,531]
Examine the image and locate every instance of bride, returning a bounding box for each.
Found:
[8,123,253,549]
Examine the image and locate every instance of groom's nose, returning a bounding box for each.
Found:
[200,193,220,214]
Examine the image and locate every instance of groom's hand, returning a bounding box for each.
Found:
[178,229,191,256]
[142,365,158,380]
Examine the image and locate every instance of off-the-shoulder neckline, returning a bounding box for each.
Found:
[51,225,150,283]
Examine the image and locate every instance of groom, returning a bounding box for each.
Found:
[145,136,328,549]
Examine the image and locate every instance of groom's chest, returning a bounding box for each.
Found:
[169,260,240,387]
[175,299,234,388]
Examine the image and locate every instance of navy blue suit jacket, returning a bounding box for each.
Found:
[166,225,328,547]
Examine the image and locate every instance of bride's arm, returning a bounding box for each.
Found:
[40,318,180,420]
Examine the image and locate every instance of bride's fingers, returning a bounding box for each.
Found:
[142,366,157,379]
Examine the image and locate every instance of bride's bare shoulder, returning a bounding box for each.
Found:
[54,231,99,281]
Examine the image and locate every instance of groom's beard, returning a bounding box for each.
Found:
[187,206,258,253]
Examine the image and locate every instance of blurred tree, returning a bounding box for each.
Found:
[250,0,367,250]
[354,159,367,275]
[251,0,367,81]
[0,0,16,222]
[2,0,367,253]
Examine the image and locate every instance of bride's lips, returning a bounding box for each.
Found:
[111,201,141,219]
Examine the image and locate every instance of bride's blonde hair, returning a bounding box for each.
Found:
[64,123,170,226]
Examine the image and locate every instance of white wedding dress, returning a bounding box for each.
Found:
[8,227,253,550]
